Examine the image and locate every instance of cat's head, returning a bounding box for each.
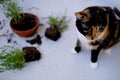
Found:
[75,6,112,40]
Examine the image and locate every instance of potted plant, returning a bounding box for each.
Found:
[0,0,40,37]
[45,15,70,41]
[0,46,41,72]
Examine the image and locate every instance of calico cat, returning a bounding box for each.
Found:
[73,6,120,69]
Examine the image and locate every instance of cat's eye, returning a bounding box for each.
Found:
[81,16,85,19]
[82,14,87,19]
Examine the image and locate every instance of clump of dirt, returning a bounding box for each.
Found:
[22,47,41,62]
[26,35,42,45]
[45,27,61,41]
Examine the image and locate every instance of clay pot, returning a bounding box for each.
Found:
[10,13,40,37]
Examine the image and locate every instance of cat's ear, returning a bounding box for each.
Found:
[75,12,84,20]
[114,7,120,18]
[75,12,78,18]
[75,12,89,23]
[75,12,81,19]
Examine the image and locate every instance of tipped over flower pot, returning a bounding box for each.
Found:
[0,46,41,72]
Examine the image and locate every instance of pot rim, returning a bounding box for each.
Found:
[10,13,40,32]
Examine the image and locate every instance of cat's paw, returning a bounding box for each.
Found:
[71,48,78,54]
[90,62,98,69]
[104,48,112,54]
[75,46,81,52]
[71,46,81,54]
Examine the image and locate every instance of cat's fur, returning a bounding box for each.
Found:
[74,6,120,69]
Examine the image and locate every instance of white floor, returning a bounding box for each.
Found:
[0,0,120,80]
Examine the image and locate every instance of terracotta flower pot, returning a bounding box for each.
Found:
[10,13,40,37]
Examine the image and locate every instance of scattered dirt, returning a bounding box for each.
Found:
[22,47,41,62]
[0,19,7,30]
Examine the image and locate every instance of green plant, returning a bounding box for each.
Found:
[0,46,25,72]
[0,0,22,21]
[47,15,70,31]
[48,16,58,27]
